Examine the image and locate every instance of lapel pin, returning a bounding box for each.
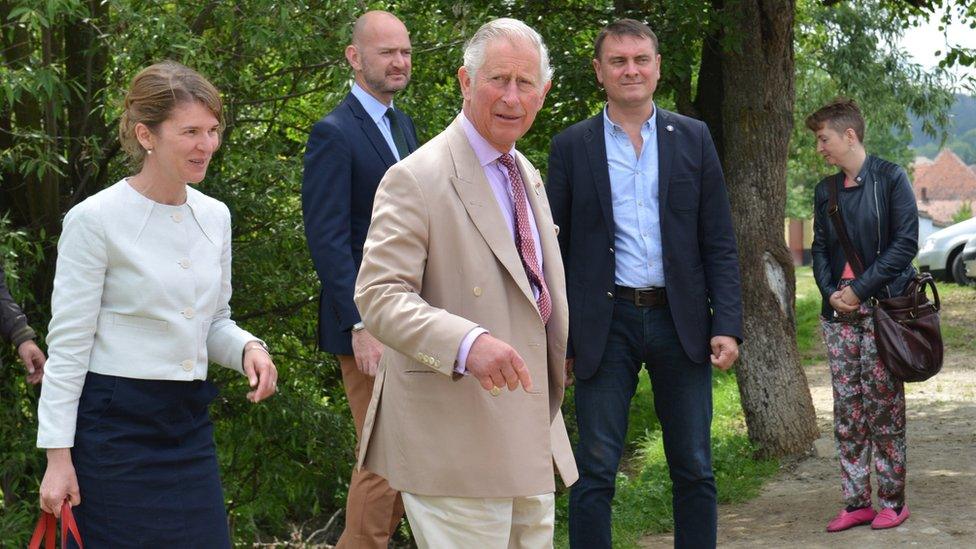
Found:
[666,125,674,132]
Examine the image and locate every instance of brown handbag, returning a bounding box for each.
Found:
[826,175,943,382]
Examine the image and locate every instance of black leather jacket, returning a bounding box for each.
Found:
[811,155,919,318]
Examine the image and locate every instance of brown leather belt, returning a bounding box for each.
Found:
[615,285,667,308]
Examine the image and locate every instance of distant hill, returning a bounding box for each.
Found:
[911,94,976,163]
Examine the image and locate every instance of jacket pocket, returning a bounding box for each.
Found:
[112,313,170,332]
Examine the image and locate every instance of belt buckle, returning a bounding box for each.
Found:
[634,287,657,307]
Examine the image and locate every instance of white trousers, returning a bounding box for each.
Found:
[401,492,555,549]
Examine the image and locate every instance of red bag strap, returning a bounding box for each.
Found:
[28,499,83,549]
[28,511,55,549]
[61,502,84,548]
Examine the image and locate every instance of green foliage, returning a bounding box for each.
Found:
[951,200,973,223]
[788,0,955,219]
[0,215,48,545]
[787,0,953,219]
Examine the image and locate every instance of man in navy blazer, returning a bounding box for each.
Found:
[301,10,418,549]
[547,20,743,549]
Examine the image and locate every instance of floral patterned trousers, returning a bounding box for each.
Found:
[822,304,907,509]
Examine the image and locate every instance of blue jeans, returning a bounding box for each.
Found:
[569,298,716,549]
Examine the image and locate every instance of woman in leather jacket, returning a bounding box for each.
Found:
[808,98,918,533]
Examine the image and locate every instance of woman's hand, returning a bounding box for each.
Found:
[243,342,277,403]
[839,285,861,307]
[39,448,80,517]
[829,290,858,314]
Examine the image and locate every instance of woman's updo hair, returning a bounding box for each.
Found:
[804,97,865,143]
[119,61,224,166]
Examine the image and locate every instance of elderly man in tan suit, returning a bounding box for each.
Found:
[354,17,578,548]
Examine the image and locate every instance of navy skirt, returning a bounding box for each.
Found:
[69,372,230,548]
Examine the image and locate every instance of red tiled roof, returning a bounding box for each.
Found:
[913,149,976,203]
[917,199,970,226]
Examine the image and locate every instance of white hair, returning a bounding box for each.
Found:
[463,18,553,87]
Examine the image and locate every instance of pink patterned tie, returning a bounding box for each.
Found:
[498,153,551,324]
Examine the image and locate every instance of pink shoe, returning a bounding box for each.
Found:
[826,507,877,532]
[871,505,910,529]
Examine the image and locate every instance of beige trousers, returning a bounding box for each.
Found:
[401,492,555,549]
[336,356,405,549]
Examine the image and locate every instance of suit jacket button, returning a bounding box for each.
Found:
[609,247,615,254]
[473,286,483,297]
[606,291,614,299]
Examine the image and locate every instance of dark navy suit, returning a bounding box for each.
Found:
[547,108,743,549]
[302,91,419,354]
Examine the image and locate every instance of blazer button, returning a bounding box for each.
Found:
[182,307,195,319]
[609,247,615,254]
[181,359,194,372]
[606,291,614,299]
[473,286,483,297]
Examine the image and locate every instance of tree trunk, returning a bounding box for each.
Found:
[699,0,819,457]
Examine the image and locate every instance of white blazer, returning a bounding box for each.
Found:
[37,180,258,448]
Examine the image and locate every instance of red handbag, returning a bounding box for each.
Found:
[28,499,83,549]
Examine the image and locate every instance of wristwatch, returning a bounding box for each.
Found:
[351,322,366,333]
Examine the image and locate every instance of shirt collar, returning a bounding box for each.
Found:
[351,82,394,125]
[460,112,515,168]
[603,102,657,134]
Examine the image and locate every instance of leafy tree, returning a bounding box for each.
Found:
[788,0,955,219]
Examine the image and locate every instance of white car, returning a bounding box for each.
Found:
[917,216,976,284]
[962,234,976,281]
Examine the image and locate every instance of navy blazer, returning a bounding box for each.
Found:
[547,108,743,379]
[302,92,419,354]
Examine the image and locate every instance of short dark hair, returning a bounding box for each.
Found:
[594,19,659,60]
[804,98,865,142]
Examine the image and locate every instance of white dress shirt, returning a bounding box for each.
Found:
[37,179,258,448]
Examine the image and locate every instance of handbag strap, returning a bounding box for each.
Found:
[28,500,83,549]
[28,512,55,549]
[912,272,941,313]
[826,174,866,278]
[61,502,83,548]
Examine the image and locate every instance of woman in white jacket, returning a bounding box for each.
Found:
[37,61,277,547]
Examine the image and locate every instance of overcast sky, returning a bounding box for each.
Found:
[900,6,976,91]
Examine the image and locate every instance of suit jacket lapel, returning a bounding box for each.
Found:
[583,114,614,239]
[345,93,397,167]
[656,107,675,211]
[445,118,536,306]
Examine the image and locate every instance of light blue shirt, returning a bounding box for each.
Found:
[604,105,665,288]
[350,82,402,161]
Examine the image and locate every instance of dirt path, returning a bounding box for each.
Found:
[641,293,976,548]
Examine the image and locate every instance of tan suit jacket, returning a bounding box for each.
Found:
[354,115,578,498]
